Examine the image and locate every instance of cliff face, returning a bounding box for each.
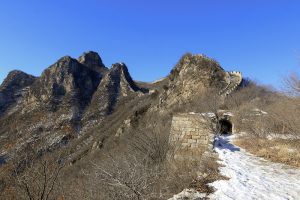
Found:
[0,51,231,166]
[78,51,108,74]
[0,70,36,115]
[26,56,101,113]
[84,63,144,121]
[158,53,227,109]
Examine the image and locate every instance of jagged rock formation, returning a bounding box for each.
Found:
[84,63,144,122]
[0,70,36,115]
[0,51,149,162]
[78,51,108,74]
[157,53,228,109]
[0,51,241,169]
[26,56,102,113]
[0,51,247,199]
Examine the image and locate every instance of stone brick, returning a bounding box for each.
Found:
[188,139,197,143]
[192,135,201,139]
[182,127,193,132]
[197,139,208,144]
[169,113,216,162]
[190,131,196,135]
[182,143,191,148]
[185,135,192,139]
[182,138,188,143]
[200,135,207,140]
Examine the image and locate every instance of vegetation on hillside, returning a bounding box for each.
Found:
[228,72,300,168]
[1,53,299,199]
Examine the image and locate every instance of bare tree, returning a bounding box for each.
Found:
[284,72,300,97]
[266,96,300,136]
[10,147,64,200]
[130,112,171,164]
[192,89,223,138]
[90,153,165,200]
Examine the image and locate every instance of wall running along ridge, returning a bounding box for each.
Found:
[219,71,242,96]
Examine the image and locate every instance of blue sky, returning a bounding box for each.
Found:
[0,0,299,88]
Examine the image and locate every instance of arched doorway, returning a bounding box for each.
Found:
[218,119,233,135]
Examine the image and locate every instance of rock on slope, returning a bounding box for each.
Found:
[0,51,145,161]
[157,53,227,109]
[26,55,102,113]
[0,52,231,166]
[84,62,145,122]
[0,70,36,115]
[78,51,107,73]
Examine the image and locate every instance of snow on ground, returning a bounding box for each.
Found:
[168,189,206,200]
[209,135,300,200]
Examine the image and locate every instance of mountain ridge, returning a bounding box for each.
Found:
[0,51,234,167]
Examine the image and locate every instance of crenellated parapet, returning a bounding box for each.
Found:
[219,71,243,96]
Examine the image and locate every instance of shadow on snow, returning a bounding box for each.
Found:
[214,135,240,152]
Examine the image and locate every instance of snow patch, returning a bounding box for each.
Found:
[201,112,216,118]
[151,77,167,84]
[209,135,300,200]
[168,189,206,200]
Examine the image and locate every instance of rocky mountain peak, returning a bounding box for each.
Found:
[158,53,228,108]
[111,62,126,69]
[49,56,80,73]
[169,53,226,87]
[27,55,102,111]
[78,51,107,73]
[0,70,36,92]
[83,62,145,121]
[110,62,140,92]
[0,70,36,115]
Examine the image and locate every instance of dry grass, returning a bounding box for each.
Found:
[188,156,228,194]
[167,151,228,195]
[234,136,300,168]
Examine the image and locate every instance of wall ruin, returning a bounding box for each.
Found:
[168,113,215,161]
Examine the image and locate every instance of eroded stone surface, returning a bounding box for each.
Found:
[169,113,214,161]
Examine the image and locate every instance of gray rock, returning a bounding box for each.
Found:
[27,55,101,111]
[0,70,36,115]
[78,51,108,74]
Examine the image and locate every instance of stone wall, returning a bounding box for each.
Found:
[169,113,214,161]
[219,71,243,96]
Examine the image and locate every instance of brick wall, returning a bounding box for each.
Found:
[169,113,214,161]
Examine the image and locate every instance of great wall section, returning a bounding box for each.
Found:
[168,71,242,161]
[168,113,214,161]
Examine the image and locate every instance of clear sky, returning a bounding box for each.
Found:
[0,0,299,88]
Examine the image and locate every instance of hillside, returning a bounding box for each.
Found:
[0,51,233,198]
[0,51,299,200]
